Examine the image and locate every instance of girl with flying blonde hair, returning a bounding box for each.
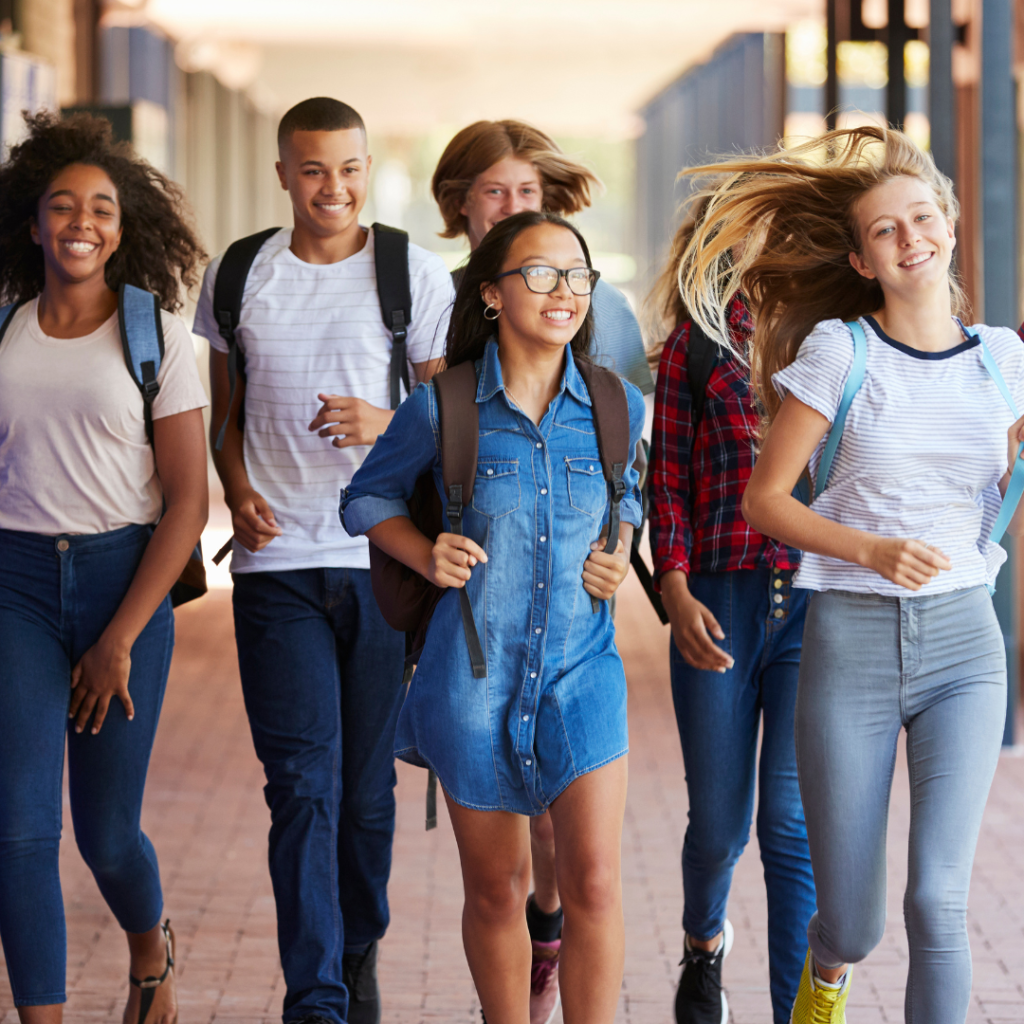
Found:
[674,126,1024,1024]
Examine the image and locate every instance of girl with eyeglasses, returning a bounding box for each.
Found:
[431,118,653,1024]
[680,126,1024,1024]
[0,112,208,1024]
[342,211,646,1024]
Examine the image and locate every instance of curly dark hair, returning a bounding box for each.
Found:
[446,211,594,368]
[0,110,205,311]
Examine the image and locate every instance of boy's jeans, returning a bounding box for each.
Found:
[670,568,816,1024]
[232,567,406,1024]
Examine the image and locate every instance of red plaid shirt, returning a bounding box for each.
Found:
[649,296,800,581]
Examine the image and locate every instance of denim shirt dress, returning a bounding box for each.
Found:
[341,340,646,814]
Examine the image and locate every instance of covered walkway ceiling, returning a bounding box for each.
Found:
[139,0,821,137]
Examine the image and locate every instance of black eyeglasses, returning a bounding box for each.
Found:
[493,265,600,295]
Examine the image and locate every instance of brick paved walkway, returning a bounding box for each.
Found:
[2,574,1024,1023]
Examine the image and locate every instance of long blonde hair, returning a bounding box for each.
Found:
[674,126,967,423]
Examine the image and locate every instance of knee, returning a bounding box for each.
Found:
[465,868,531,926]
[904,878,966,942]
[75,828,140,880]
[558,858,620,920]
[816,916,885,966]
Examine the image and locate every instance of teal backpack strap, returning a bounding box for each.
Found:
[0,301,20,345]
[814,319,868,497]
[971,331,1024,546]
[118,284,165,445]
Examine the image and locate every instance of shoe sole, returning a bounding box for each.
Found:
[540,989,560,1024]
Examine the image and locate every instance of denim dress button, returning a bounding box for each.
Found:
[56,539,69,552]
[774,594,783,604]
[774,608,784,618]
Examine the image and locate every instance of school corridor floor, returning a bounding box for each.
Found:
[3,572,1024,1024]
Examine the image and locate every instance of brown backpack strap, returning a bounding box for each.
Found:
[576,360,631,613]
[434,361,487,678]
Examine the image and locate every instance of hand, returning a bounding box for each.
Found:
[428,533,488,588]
[69,634,134,735]
[863,537,951,591]
[661,570,734,672]
[227,486,282,552]
[1008,414,1024,476]
[582,539,629,601]
[309,394,394,448]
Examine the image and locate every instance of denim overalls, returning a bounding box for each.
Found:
[342,340,645,813]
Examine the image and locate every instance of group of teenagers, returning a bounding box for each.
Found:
[0,89,1021,1024]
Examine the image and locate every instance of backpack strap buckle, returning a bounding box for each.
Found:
[446,483,464,528]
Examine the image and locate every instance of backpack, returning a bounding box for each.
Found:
[0,285,207,607]
[630,321,718,625]
[211,222,413,451]
[210,223,414,567]
[817,320,1024,586]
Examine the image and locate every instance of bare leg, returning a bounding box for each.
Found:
[17,1007,62,1024]
[548,756,628,1024]
[122,923,178,1024]
[815,961,847,984]
[445,792,532,1024]
[529,812,560,914]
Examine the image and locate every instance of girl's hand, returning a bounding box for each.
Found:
[428,533,487,588]
[582,539,629,600]
[69,634,135,735]
[863,537,951,591]
[660,570,734,673]
[1007,414,1024,476]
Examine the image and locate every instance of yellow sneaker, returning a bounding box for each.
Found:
[789,950,851,1024]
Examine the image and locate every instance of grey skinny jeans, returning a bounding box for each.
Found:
[796,586,1006,1024]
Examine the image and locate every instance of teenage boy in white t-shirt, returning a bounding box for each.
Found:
[194,97,452,1024]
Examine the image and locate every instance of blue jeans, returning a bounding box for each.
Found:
[670,568,816,1024]
[0,525,172,1006]
[797,587,1005,1024]
[232,568,406,1024]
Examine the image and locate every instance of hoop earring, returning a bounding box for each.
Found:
[483,303,502,321]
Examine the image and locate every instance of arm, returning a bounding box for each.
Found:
[742,393,951,589]
[648,326,732,671]
[209,348,282,551]
[68,408,209,734]
[998,413,1024,537]
[308,356,446,447]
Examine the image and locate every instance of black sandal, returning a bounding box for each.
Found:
[129,919,176,1024]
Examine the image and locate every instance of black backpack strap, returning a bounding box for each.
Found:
[687,320,718,436]
[212,227,281,450]
[372,223,413,410]
[576,361,631,614]
[434,360,486,679]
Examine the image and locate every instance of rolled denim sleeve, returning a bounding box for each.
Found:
[340,382,440,537]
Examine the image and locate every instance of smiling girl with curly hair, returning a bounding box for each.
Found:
[0,111,208,1024]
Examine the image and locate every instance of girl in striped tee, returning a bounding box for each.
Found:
[674,126,1024,1024]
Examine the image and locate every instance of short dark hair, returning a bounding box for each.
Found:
[277,97,366,149]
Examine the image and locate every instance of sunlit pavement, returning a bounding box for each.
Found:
[3,569,1024,1023]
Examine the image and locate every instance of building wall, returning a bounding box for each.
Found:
[634,33,786,292]
[18,0,75,104]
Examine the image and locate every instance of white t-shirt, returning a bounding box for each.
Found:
[194,226,454,573]
[0,299,209,536]
[773,315,1024,596]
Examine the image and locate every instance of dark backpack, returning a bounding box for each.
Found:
[210,222,414,564]
[0,285,208,606]
[630,321,718,625]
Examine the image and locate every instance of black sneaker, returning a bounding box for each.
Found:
[343,940,381,1024]
[674,920,734,1024]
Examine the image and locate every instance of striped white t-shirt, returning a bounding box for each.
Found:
[773,316,1024,596]
[195,226,453,573]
